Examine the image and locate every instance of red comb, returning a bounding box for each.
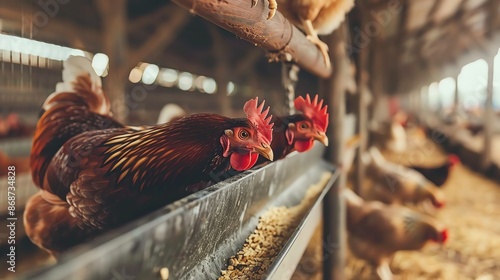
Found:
[294,94,329,132]
[243,97,273,145]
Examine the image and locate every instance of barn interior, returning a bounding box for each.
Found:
[0,0,500,279]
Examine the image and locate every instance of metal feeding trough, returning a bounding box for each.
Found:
[21,144,337,280]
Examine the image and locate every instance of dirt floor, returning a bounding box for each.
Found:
[292,133,500,280]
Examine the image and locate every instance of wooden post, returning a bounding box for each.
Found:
[96,0,128,123]
[354,28,369,195]
[322,24,348,280]
[420,86,429,125]
[481,59,494,170]
[209,26,232,116]
[415,90,420,115]
[454,75,459,115]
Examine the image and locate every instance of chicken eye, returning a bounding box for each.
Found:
[239,129,250,139]
[300,123,309,129]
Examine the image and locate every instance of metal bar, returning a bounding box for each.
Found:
[481,59,494,170]
[321,24,348,280]
[170,0,331,79]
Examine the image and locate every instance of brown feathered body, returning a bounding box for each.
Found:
[344,189,447,278]
[277,0,354,35]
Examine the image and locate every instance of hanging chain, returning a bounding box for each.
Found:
[281,62,300,115]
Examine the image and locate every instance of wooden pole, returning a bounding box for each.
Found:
[96,0,128,123]
[454,75,459,115]
[421,86,429,125]
[354,24,369,195]
[127,5,191,70]
[481,59,494,171]
[322,24,348,280]
[171,0,331,78]
[209,26,232,116]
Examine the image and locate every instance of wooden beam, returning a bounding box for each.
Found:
[459,21,489,53]
[171,0,331,78]
[427,0,445,22]
[321,24,349,280]
[353,5,370,196]
[486,0,500,38]
[127,5,192,70]
[397,0,485,42]
[233,49,264,78]
[392,1,409,92]
[127,5,172,34]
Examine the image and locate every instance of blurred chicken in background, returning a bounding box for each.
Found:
[276,0,355,69]
[362,147,446,212]
[345,188,448,280]
[407,154,460,188]
[0,113,32,138]
[0,150,30,176]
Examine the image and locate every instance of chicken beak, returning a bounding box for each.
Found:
[255,143,274,161]
[313,131,329,147]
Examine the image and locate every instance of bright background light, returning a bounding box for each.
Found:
[129,67,143,83]
[227,82,235,96]
[458,59,488,109]
[141,64,160,85]
[438,77,456,108]
[0,34,240,96]
[0,34,87,61]
[177,72,194,91]
[494,50,500,110]
[428,82,440,110]
[91,53,109,77]
[202,78,217,94]
[158,68,178,87]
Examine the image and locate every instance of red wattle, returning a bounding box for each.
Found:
[434,200,445,208]
[230,152,259,171]
[449,154,460,167]
[294,139,314,152]
[441,229,448,243]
